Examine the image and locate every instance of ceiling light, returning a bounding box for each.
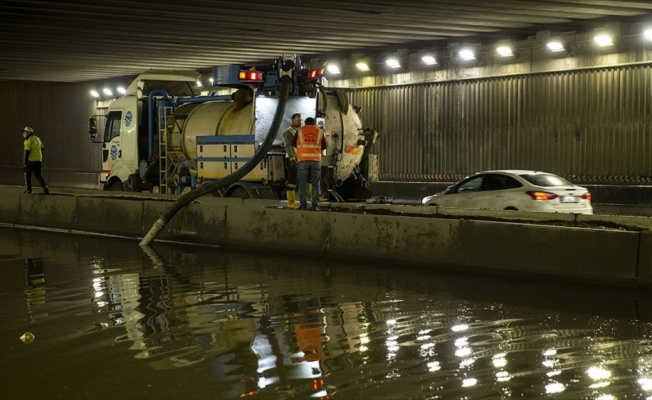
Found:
[209,77,214,84]
[547,41,565,52]
[459,49,475,61]
[196,79,203,87]
[496,46,513,57]
[102,88,113,96]
[421,55,437,65]
[645,28,652,41]
[116,86,126,95]
[326,64,341,74]
[90,90,100,98]
[386,58,401,69]
[594,34,613,47]
[356,62,370,71]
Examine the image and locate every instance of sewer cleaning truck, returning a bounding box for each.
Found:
[89,55,378,201]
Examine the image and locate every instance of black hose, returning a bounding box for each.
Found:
[140,75,292,245]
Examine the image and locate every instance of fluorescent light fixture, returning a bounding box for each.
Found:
[196,79,203,87]
[594,34,613,47]
[116,86,126,95]
[547,41,565,52]
[645,28,652,41]
[356,62,370,71]
[102,88,113,96]
[496,46,513,57]
[421,55,437,65]
[459,48,475,61]
[386,58,401,69]
[326,64,341,74]
[90,90,100,98]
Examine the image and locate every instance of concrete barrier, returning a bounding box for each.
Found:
[637,231,652,288]
[142,198,228,245]
[0,188,21,226]
[327,212,461,265]
[75,196,144,238]
[17,193,77,232]
[457,220,638,285]
[2,187,652,288]
[224,202,329,254]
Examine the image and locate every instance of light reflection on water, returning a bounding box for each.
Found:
[3,228,652,399]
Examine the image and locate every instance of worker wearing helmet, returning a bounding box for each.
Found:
[292,117,327,210]
[283,113,302,210]
[22,126,49,195]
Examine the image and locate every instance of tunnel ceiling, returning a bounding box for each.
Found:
[2,0,652,82]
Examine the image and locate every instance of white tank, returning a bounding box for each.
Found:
[166,87,371,187]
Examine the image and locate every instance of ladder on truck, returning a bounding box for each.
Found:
[158,106,174,194]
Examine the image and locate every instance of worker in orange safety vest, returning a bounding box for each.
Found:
[292,117,327,210]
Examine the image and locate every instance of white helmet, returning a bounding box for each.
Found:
[23,126,34,133]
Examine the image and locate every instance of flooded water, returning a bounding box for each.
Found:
[3,228,652,399]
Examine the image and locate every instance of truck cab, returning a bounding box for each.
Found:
[91,71,201,190]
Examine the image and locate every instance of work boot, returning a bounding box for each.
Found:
[299,205,307,210]
[286,190,299,209]
[43,186,49,195]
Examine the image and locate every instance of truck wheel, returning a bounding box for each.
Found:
[108,181,124,191]
[230,187,250,199]
[125,174,140,192]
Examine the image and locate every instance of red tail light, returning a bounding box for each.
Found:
[526,191,558,201]
[238,70,263,82]
[308,67,325,80]
[581,192,592,200]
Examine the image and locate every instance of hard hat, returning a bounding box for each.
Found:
[23,126,34,133]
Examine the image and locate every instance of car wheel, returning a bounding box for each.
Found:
[504,206,518,211]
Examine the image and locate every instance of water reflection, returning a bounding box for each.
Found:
[5,228,652,399]
[25,257,47,322]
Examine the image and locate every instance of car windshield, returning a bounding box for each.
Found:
[519,173,573,187]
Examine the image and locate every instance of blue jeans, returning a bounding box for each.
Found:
[298,161,321,207]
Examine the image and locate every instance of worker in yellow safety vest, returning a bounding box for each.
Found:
[22,126,49,195]
[292,117,327,210]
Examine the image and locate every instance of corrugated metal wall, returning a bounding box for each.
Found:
[2,66,652,189]
[0,81,102,188]
[349,65,652,184]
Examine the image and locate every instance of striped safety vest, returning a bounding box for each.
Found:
[296,125,323,162]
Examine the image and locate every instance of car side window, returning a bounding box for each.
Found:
[481,174,523,191]
[456,176,483,193]
[500,175,522,189]
[480,175,501,191]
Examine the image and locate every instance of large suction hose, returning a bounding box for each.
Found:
[139,75,292,246]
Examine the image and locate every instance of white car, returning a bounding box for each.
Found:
[421,170,593,214]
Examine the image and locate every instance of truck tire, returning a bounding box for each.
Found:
[125,174,141,192]
[108,181,124,191]
[230,187,250,199]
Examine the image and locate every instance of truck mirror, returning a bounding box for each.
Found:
[88,117,98,142]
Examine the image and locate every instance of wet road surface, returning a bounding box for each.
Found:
[3,227,652,399]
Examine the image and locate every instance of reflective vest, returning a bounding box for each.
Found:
[296,125,323,162]
[24,135,44,162]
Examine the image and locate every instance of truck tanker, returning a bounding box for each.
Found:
[89,55,378,201]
